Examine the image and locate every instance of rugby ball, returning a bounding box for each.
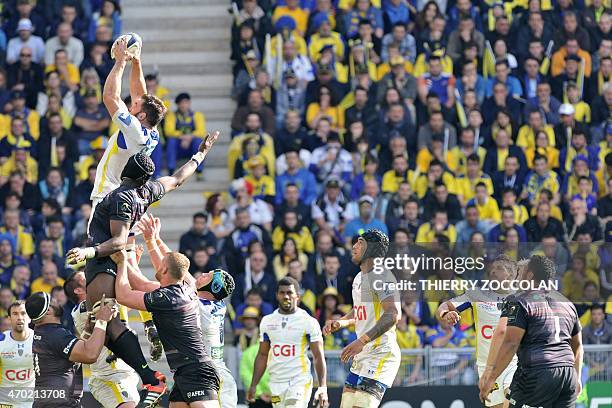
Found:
[111,32,142,59]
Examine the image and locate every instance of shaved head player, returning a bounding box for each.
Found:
[67,131,220,407]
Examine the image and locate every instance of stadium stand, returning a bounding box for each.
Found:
[0,0,611,405]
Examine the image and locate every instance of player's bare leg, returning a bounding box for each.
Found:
[86,273,167,407]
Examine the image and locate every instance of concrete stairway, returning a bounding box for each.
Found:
[122,0,234,263]
[116,0,236,387]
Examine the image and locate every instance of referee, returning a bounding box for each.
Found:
[25,291,116,407]
[479,255,583,407]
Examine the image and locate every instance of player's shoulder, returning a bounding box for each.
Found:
[0,330,7,342]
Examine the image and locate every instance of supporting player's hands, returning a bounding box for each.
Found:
[110,249,128,265]
[478,368,495,404]
[136,213,157,240]
[246,385,257,403]
[442,301,461,326]
[322,319,341,336]
[198,130,220,155]
[67,246,96,265]
[313,386,329,408]
[95,295,119,323]
[340,338,364,363]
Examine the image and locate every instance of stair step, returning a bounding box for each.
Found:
[143,39,230,53]
[124,4,228,19]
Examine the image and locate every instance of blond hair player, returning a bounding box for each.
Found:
[323,229,401,408]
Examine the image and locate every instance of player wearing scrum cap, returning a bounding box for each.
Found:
[247,276,329,408]
[437,255,520,408]
[66,131,220,407]
[0,301,34,408]
[25,291,116,408]
[197,269,237,408]
[322,229,401,408]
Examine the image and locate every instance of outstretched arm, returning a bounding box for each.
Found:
[157,131,220,193]
[130,56,147,102]
[103,37,130,118]
[112,250,147,311]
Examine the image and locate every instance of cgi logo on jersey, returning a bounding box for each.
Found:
[5,368,33,381]
[272,344,296,357]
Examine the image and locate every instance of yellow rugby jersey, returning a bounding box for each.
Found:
[472,197,501,223]
[446,146,486,176]
[516,125,555,149]
[415,222,457,243]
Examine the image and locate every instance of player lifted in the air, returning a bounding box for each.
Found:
[437,255,519,408]
[323,229,401,408]
[248,276,329,408]
[92,35,166,360]
[65,270,140,408]
[0,301,34,408]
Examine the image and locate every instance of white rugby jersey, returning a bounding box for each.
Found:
[199,298,227,364]
[352,270,401,350]
[450,288,518,367]
[259,308,322,382]
[0,329,34,388]
[71,303,134,380]
[91,108,159,201]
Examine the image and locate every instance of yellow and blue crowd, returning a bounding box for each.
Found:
[226,0,612,386]
[0,0,215,328]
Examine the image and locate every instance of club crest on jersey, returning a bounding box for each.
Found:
[281,317,288,329]
[17,343,24,356]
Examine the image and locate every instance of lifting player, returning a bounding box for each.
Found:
[67,128,220,406]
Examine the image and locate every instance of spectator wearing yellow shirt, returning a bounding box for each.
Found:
[522,154,560,206]
[415,210,457,243]
[559,131,599,175]
[30,261,65,294]
[412,46,454,78]
[5,91,40,140]
[164,92,207,176]
[566,82,590,123]
[229,129,276,179]
[381,154,415,194]
[145,73,171,110]
[44,49,80,91]
[306,84,344,131]
[308,13,345,62]
[456,154,494,205]
[530,188,564,221]
[414,160,458,199]
[500,188,529,224]
[525,130,560,169]
[244,156,275,204]
[562,256,599,302]
[77,136,107,181]
[467,182,501,224]
[273,0,309,36]
[0,209,34,260]
[271,210,315,253]
[0,140,37,185]
[516,110,556,150]
[447,127,486,176]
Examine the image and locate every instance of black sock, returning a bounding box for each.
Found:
[107,329,159,385]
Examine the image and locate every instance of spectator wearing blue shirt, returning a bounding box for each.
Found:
[0,235,26,286]
[275,148,318,205]
[383,0,410,28]
[455,205,491,244]
[488,207,528,243]
[343,195,388,246]
[484,60,523,99]
[343,0,384,39]
[446,0,482,33]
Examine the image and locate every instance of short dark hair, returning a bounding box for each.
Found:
[141,93,166,127]
[193,212,207,221]
[7,300,25,316]
[278,276,301,293]
[527,254,556,282]
[590,303,605,314]
[64,270,83,305]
